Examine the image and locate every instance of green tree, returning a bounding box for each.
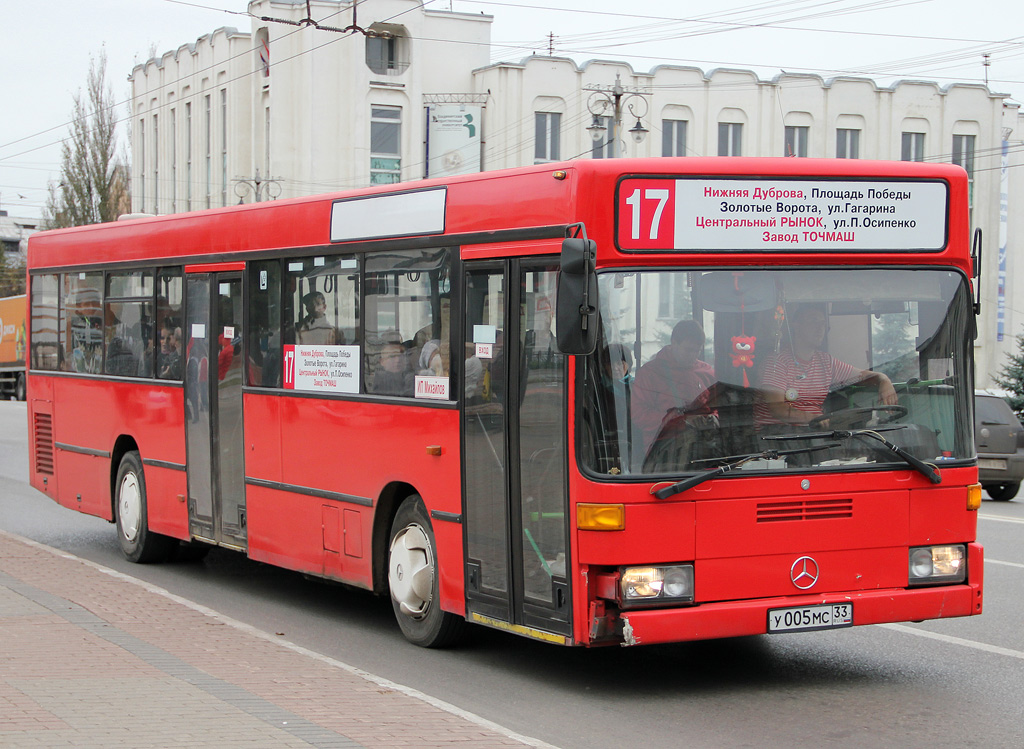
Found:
[993,333,1024,417]
[43,52,130,228]
[0,251,27,296]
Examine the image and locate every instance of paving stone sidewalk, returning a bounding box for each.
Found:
[0,530,551,748]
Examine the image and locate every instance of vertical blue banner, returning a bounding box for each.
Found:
[998,140,1008,341]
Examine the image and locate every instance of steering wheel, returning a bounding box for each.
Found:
[809,404,908,430]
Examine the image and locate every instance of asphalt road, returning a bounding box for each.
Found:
[1,400,1022,748]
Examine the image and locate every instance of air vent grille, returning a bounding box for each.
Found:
[33,412,54,475]
[756,498,853,522]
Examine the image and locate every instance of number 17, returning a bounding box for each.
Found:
[625,188,670,240]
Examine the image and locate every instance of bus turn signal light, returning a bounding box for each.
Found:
[577,503,624,531]
[967,484,982,510]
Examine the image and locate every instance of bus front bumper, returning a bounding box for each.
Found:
[616,582,982,646]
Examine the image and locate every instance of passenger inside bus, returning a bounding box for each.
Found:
[158,318,183,380]
[631,320,717,463]
[296,291,339,345]
[371,341,415,396]
[754,304,898,431]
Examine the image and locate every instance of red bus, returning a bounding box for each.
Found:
[26,157,983,647]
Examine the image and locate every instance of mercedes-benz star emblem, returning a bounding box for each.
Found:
[790,556,820,590]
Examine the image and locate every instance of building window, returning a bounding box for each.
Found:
[901,132,925,162]
[138,119,145,212]
[836,128,860,159]
[365,24,409,75]
[657,273,690,320]
[535,112,561,163]
[952,134,976,206]
[591,116,613,159]
[152,114,159,213]
[170,108,176,213]
[264,106,271,176]
[784,125,808,157]
[256,27,270,80]
[185,102,192,211]
[952,134,975,177]
[662,119,687,157]
[370,106,401,185]
[204,94,212,208]
[718,123,742,156]
[220,89,228,207]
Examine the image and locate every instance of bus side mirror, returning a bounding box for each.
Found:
[555,236,598,355]
[971,227,982,316]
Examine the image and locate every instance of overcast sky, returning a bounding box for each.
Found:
[3,0,1023,221]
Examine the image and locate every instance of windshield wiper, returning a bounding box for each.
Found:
[652,443,840,500]
[761,427,942,484]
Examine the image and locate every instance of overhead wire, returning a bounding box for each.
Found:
[6,0,1024,212]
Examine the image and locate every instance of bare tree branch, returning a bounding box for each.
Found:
[43,52,131,228]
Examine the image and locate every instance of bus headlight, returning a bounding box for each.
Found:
[620,564,694,606]
[908,545,966,585]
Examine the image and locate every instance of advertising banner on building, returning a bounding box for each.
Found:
[426,104,482,178]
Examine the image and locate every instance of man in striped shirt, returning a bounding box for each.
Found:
[756,305,897,429]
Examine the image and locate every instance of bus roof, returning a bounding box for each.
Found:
[28,157,969,271]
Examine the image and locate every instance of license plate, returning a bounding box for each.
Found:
[978,458,1007,470]
[768,603,853,633]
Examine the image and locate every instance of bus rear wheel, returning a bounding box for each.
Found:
[115,451,176,563]
[387,495,465,647]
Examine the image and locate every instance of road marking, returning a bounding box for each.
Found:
[986,558,1024,569]
[979,513,1024,524]
[880,623,1024,661]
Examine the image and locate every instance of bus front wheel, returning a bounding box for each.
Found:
[387,495,465,647]
[115,451,175,563]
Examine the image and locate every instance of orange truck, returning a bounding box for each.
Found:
[0,294,26,400]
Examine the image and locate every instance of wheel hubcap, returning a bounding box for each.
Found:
[388,523,433,619]
[119,473,142,543]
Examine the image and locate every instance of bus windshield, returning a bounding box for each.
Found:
[581,267,973,478]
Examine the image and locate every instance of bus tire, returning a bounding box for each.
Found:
[984,482,1019,501]
[387,495,465,648]
[115,451,175,563]
[15,373,26,401]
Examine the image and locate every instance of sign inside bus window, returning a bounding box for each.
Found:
[617,178,948,252]
[283,344,360,394]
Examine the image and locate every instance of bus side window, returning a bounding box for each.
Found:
[30,274,60,371]
[363,247,452,398]
[61,272,103,374]
[105,271,155,379]
[156,268,183,381]
[280,254,360,389]
[248,260,282,387]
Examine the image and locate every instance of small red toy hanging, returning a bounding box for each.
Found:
[729,272,757,387]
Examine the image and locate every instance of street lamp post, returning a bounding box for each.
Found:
[585,73,650,158]
[233,168,282,203]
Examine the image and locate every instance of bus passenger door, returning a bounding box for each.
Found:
[184,272,247,550]
[463,260,571,638]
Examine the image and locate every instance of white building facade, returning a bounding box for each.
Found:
[129,0,1021,387]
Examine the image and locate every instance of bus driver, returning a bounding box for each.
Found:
[756,304,897,429]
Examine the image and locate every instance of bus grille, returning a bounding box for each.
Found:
[756,498,853,522]
[34,412,54,475]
